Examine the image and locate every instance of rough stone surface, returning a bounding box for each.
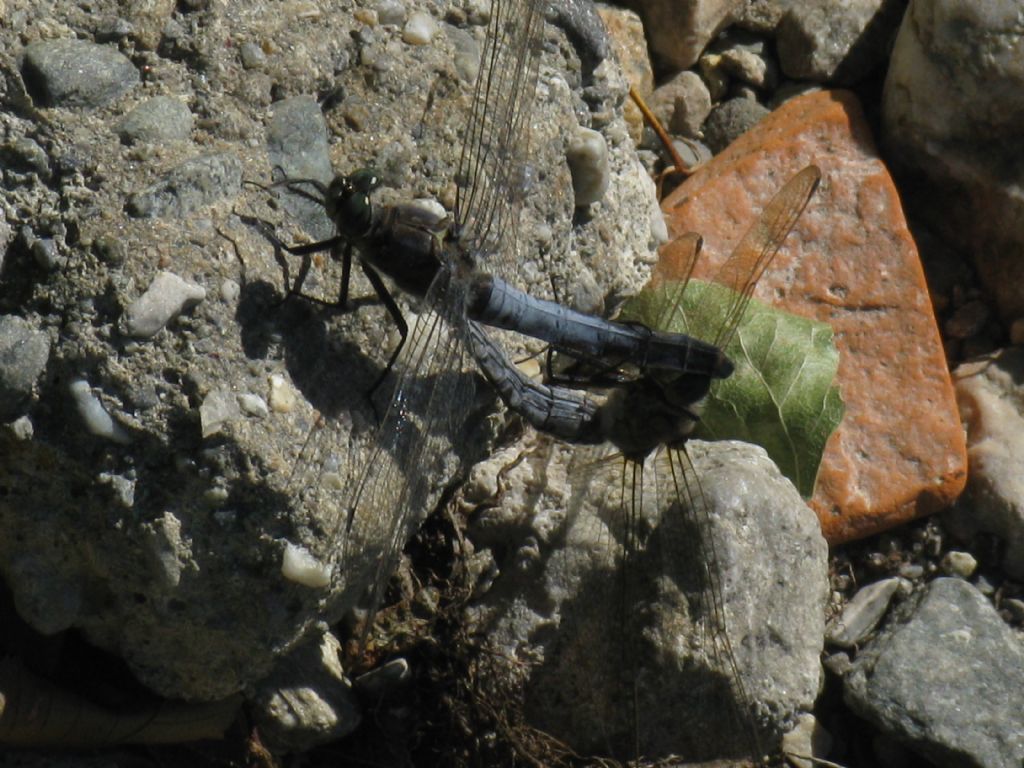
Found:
[882,0,1024,321]
[0,315,50,421]
[249,632,361,753]
[595,5,652,142]
[467,439,828,762]
[661,89,967,545]
[0,0,658,701]
[951,349,1024,581]
[629,0,746,70]
[845,578,1024,768]
[126,152,243,219]
[648,70,711,139]
[21,39,139,108]
[117,95,194,144]
[778,0,904,84]
[702,96,770,152]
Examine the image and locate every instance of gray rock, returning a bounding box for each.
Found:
[710,29,778,89]
[0,0,658,704]
[778,0,903,84]
[122,271,206,338]
[265,95,334,241]
[826,577,900,649]
[629,0,746,70]
[126,152,242,218]
[467,439,828,762]
[882,0,1024,320]
[250,632,361,753]
[0,136,51,179]
[0,315,50,420]
[950,349,1024,580]
[845,578,1024,768]
[21,39,139,108]
[118,95,194,144]
[648,70,711,138]
[703,96,770,153]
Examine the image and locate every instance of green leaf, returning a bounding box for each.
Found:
[618,280,844,498]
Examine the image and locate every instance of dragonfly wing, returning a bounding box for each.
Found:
[325,268,481,638]
[662,165,821,350]
[454,0,547,279]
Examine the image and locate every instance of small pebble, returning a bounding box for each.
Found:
[6,415,34,440]
[238,41,266,69]
[21,39,139,108]
[123,271,206,339]
[1003,598,1024,623]
[898,562,924,580]
[354,658,410,697]
[826,577,900,648]
[0,315,50,419]
[118,95,193,144]
[30,237,61,270]
[268,373,298,413]
[69,378,131,444]
[402,11,437,45]
[126,151,242,219]
[281,542,332,588]
[944,300,990,339]
[199,388,239,437]
[353,7,378,25]
[565,126,609,207]
[376,0,406,26]
[238,392,269,418]
[941,550,978,577]
[220,278,240,303]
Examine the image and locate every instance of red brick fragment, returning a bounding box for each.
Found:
[659,89,966,544]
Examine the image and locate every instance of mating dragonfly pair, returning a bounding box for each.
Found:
[256,0,821,763]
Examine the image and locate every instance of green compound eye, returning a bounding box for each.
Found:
[327,168,382,239]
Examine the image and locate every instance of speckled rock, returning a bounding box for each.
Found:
[21,39,139,108]
[118,95,193,144]
[777,0,904,85]
[0,315,50,420]
[466,439,828,762]
[628,0,746,70]
[661,89,967,544]
[882,0,1024,321]
[845,578,1024,768]
[951,348,1024,581]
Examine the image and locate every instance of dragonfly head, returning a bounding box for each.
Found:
[326,168,382,239]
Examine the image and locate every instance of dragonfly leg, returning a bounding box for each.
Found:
[359,261,408,421]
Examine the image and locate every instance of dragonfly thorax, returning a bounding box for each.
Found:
[599,376,703,461]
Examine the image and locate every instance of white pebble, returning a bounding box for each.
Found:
[281,542,332,588]
[941,550,978,578]
[69,379,131,444]
[238,392,269,418]
[402,11,437,45]
[566,127,609,206]
[123,271,206,338]
[268,373,298,413]
[220,278,240,303]
[199,388,240,437]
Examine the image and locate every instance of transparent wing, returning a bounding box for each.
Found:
[653,445,764,762]
[528,443,765,762]
[454,0,547,278]
[661,165,821,349]
[323,269,478,636]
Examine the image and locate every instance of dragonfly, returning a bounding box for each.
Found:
[467,164,823,763]
[268,2,739,630]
